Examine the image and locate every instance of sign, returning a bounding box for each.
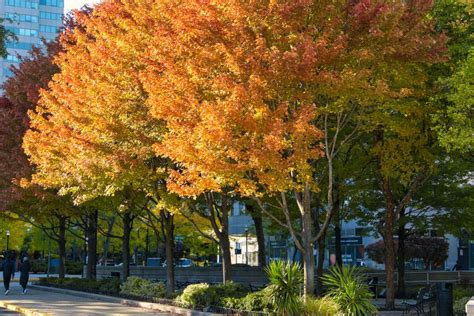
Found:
[341,236,363,245]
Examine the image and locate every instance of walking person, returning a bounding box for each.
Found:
[19,257,30,294]
[2,252,15,295]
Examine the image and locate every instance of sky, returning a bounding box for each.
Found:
[64,0,100,13]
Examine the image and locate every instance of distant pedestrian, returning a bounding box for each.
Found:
[2,252,15,295]
[19,257,30,294]
[452,260,461,271]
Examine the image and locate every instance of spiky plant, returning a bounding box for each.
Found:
[265,260,303,315]
[321,265,378,316]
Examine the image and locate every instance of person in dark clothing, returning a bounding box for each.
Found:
[2,253,15,295]
[19,257,30,294]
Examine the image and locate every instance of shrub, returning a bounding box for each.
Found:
[223,288,274,312]
[454,286,474,301]
[322,265,377,316]
[30,260,47,273]
[99,278,121,294]
[177,281,247,309]
[304,296,342,316]
[265,260,303,315]
[177,283,211,308]
[454,296,470,316]
[120,277,166,299]
[37,277,121,294]
[65,261,84,275]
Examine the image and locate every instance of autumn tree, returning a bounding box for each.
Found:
[138,0,446,299]
[22,2,180,292]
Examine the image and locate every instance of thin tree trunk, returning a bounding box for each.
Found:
[220,233,232,283]
[316,234,326,296]
[86,210,98,279]
[247,204,266,267]
[162,210,175,295]
[302,205,315,297]
[397,209,406,298]
[383,203,396,309]
[220,202,232,283]
[58,216,67,279]
[102,215,116,266]
[333,180,342,267]
[375,130,396,309]
[122,212,132,281]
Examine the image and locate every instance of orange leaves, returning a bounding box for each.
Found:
[18,0,447,205]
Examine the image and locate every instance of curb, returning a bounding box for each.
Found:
[29,285,223,316]
[0,300,51,316]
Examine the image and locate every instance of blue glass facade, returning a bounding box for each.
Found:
[1,0,63,85]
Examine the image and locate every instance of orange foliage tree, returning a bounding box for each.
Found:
[23,0,446,301]
[22,3,179,290]
[140,0,445,297]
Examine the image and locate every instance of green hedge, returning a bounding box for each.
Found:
[37,277,121,294]
[223,288,274,312]
[65,261,84,275]
[177,282,248,309]
[30,260,47,273]
[120,277,166,299]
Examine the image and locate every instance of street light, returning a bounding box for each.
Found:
[244,227,249,265]
[6,230,10,252]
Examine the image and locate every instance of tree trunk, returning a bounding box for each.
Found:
[397,209,406,298]
[375,130,396,309]
[220,203,232,283]
[302,207,315,297]
[247,204,266,267]
[58,215,67,279]
[220,233,232,283]
[333,180,342,267]
[383,207,396,309]
[86,210,98,280]
[206,194,232,283]
[162,210,175,295]
[102,215,116,266]
[122,212,132,281]
[316,234,326,296]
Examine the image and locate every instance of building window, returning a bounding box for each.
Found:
[232,202,246,217]
[6,55,20,63]
[5,0,39,9]
[39,25,58,33]
[40,11,63,21]
[5,42,34,51]
[39,0,64,7]
[6,27,38,37]
[5,13,39,23]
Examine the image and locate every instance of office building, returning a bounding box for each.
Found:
[0,0,63,87]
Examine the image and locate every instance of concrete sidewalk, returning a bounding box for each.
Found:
[0,284,168,315]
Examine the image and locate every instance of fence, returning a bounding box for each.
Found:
[96,266,474,286]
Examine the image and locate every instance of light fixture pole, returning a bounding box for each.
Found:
[245,227,249,265]
[6,230,10,252]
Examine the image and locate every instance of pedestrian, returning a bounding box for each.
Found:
[19,257,30,294]
[452,260,461,271]
[2,252,15,295]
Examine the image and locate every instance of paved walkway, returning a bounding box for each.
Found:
[0,307,18,315]
[0,284,169,315]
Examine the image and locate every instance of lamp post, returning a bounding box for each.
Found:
[244,227,249,265]
[6,230,10,252]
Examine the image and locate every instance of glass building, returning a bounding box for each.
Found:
[0,0,63,87]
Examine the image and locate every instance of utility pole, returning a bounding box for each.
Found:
[245,227,249,265]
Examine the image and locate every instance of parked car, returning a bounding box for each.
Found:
[163,258,194,268]
[146,258,163,267]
